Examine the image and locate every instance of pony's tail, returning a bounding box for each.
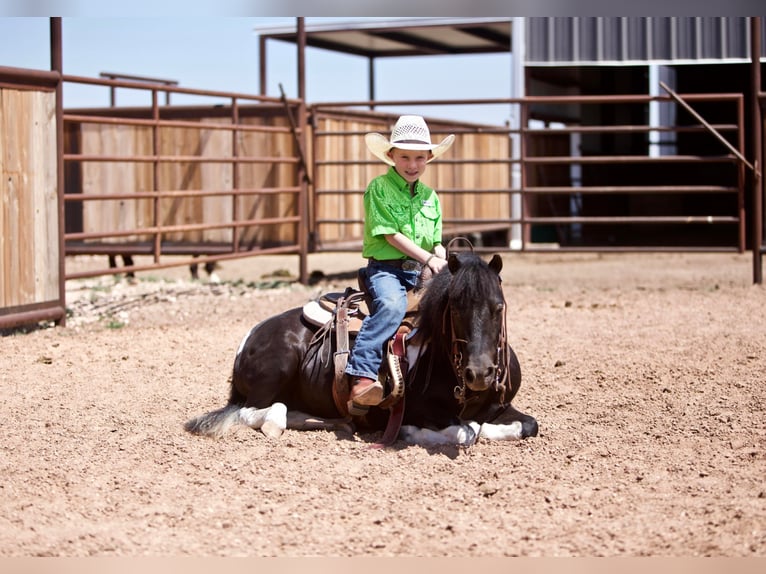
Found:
[184,404,242,438]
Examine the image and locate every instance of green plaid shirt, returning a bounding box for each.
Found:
[362,167,443,260]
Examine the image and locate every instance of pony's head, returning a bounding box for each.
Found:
[417,251,507,395]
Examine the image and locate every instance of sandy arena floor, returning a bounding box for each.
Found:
[1,251,764,556]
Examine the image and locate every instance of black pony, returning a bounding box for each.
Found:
[185,251,538,446]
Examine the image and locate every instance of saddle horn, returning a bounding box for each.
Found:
[446,236,474,258]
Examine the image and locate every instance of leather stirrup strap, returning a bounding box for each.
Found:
[372,330,409,447]
[372,396,405,449]
[332,297,351,416]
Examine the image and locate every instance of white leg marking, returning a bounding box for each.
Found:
[446,422,480,447]
[400,422,480,447]
[238,403,287,438]
[479,421,523,441]
[260,402,287,438]
[400,426,446,445]
[238,406,271,428]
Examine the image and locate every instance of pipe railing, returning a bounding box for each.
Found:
[60,73,309,282]
[310,92,746,254]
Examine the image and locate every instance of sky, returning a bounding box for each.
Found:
[0,17,515,125]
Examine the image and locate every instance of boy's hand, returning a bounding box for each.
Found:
[426,254,448,274]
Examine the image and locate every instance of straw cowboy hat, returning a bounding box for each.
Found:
[365,115,455,166]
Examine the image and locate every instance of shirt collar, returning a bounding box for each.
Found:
[385,166,420,195]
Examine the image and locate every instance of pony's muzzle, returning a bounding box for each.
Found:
[463,363,496,391]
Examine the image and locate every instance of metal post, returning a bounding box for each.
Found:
[231,98,240,253]
[297,17,309,284]
[51,17,66,326]
[752,17,763,284]
[259,34,268,96]
[151,90,161,264]
[369,57,376,109]
[509,17,525,250]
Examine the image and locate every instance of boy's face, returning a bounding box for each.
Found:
[387,147,432,183]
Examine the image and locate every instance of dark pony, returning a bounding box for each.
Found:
[185,250,538,446]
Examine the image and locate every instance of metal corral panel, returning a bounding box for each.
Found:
[311,111,511,248]
[67,108,298,247]
[526,17,766,65]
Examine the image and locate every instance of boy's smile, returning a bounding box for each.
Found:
[387,148,433,183]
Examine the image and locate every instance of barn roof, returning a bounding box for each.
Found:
[255,18,512,59]
[257,17,766,65]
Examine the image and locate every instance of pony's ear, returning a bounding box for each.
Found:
[489,253,503,274]
[448,253,461,274]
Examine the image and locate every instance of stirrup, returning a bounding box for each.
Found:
[347,400,370,416]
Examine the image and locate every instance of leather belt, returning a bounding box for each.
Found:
[369,258,421,271]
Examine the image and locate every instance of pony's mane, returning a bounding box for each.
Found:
[415,252,502,344]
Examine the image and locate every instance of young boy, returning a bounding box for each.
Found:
[345,115,455,413]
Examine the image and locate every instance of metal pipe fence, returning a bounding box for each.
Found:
[310,92,746,255]
[60,73,310,282]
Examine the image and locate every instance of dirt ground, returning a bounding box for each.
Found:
[1,250,765,557]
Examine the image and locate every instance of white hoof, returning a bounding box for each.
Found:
[261,420,284,439]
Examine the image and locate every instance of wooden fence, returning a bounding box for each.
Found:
[0,67,65,330]
[65,106,300,250]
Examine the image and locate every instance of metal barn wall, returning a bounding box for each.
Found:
[526,17,766,64]
[0,69,65,330]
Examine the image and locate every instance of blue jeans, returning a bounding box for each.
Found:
[345,260,420,381]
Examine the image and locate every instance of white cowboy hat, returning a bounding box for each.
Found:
[365,115,455,166]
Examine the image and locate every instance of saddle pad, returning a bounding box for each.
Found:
[302,288,419,331]
[302,297,366,332]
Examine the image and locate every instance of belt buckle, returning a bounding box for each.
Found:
[402,259,420,272]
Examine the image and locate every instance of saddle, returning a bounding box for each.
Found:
[301,269,421,419]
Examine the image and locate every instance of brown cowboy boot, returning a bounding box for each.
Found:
[349,377,384,406]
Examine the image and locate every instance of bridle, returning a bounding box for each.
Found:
[445,295,510,408]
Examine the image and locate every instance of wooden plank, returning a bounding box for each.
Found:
[199,117,233,243]
[31,89,59,302]
[158,125,202,243]
[315,116,377,244]
[80,123,154,243]
[2,89,32,305]
[0,88,11,306]
[234,115,299,247]
[0,88,58,308]
[67,108,359,255]
[237,116,270,247]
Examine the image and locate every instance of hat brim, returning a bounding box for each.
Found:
[365,132,455,166]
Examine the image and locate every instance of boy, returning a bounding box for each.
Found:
[345,115,455,413]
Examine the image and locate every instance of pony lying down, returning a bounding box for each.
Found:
[185,251,538,448]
